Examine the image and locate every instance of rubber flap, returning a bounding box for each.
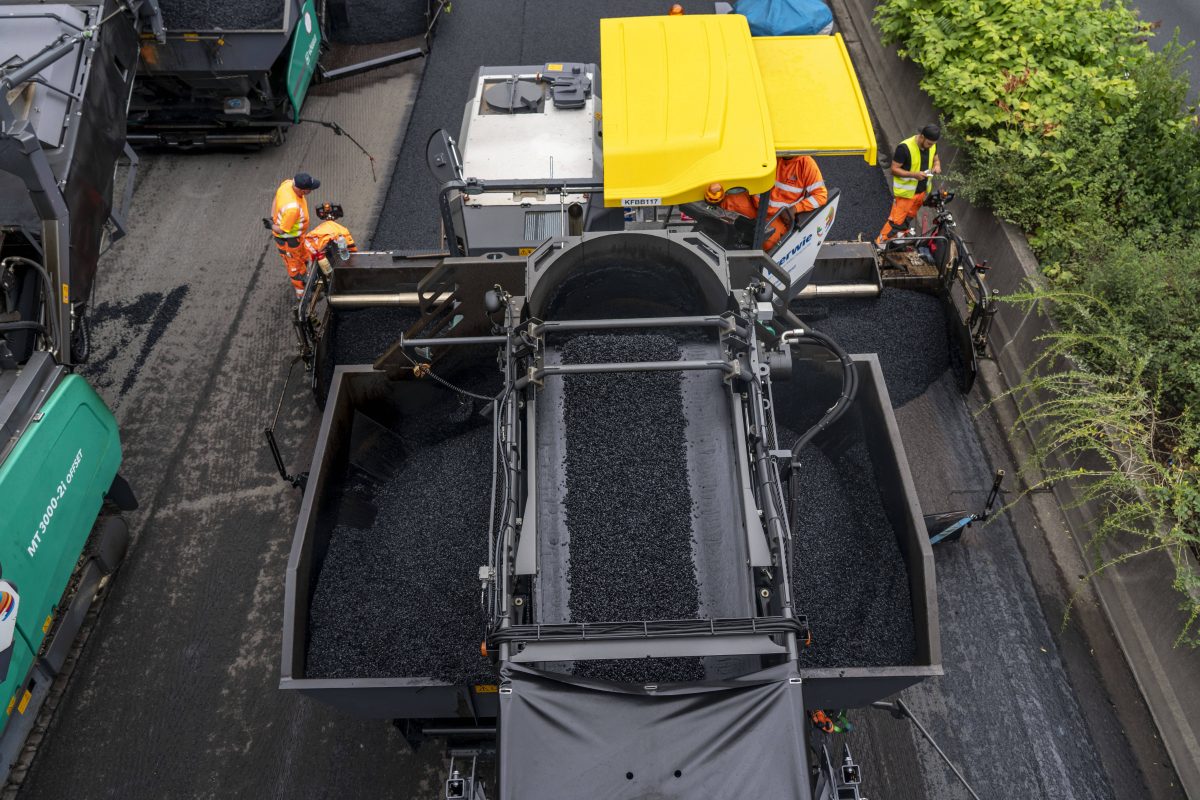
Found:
[497,663,812,799]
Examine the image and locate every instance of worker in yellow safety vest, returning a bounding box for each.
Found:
[876,124,940,247]
[271,172,320,298]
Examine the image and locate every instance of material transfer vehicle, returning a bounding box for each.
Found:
[273,14,1001,798]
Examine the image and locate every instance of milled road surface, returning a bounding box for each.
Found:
[13,3,1182,799]
[16,57,433,800]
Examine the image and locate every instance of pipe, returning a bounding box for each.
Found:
[792,283,880,298]
[319,48,424,82]
[327,291,451,308]
[515,359,735,390]
[784,327,858,463]
[534,315,732,334]
[394,335,508,348]
[421,727,497,737]
[0,36,79,91]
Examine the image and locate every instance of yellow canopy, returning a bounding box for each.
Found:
[600,17,877,208]
[754,34,877,162]
[600,15,776,208]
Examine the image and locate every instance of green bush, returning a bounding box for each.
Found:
[998,289,1200,645]
[875,0,1200,641]
[875,0,1150,167]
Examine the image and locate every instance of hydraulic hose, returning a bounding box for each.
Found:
[1,256,60,355]
[786,326,858,465]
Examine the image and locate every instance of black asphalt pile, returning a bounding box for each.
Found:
[305,421,494,683]
[317,306,418,402]
[560,333,703,683]
[157,0,283,30]
[561,333,697,622]
[573,657,707,685]
[329,0,428,43]
[795,289,950,407]
[789,440,916,668]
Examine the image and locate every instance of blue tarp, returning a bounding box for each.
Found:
[738,0,834,36]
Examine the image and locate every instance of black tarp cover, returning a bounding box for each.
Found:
[498,663,813,799]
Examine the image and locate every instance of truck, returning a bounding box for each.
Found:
[275,14,999,798]
[0,0,439,784]
[0,0,145,781]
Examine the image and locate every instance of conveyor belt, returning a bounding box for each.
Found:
[533,331,756,682]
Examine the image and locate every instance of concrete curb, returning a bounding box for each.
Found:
[830,0,1200,795]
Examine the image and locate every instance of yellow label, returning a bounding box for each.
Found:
[546,63,564,72]
[6,696,14,716]
[17,690,31,715]
[61,283,69,304]
[42,615,52,633]
[474,684,499,694]
[518,247,535,256]
[183,32,200,41]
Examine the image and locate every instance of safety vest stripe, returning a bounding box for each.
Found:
[805,180,825,192]
[274,202,307,237]
[774,180,805,194]
[768,199,791,208]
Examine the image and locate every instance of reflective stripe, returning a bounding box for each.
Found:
[768,199,791,208]
[805,180,825,192]
[774,180,805,194]
[274,202,306,237]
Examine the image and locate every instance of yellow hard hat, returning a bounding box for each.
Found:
[704,182,725,203]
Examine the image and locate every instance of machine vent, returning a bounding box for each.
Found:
[524,210,563,242]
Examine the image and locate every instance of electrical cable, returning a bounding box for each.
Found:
[297,118,378,182]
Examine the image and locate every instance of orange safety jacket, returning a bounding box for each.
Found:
[272,179,310,240]
[303,220,357,260]
[768,156,827,215]
[718,157,828,250]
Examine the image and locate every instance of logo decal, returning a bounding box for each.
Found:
[304,11,312,34]
[0,593,13,622]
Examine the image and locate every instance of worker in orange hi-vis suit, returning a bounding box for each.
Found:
[270,172,320,298]
[708,156,828,250]
[302,220,358,269]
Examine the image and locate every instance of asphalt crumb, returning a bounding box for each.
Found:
[306,420,495,683]
[795,289,950,407]
[789,440,917,668]
[157,0,284,30]
[83,285,190,401]
[560,333,704,684]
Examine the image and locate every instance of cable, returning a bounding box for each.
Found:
[394,342,500,402]
[297,118,378,182]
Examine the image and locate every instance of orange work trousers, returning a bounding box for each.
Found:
[275,236,309,298]
[876,193,926,245]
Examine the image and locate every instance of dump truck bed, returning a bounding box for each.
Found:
[156,0,286,31]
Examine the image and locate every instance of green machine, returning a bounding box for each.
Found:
[0,356,133,777]
[0,1,141,782]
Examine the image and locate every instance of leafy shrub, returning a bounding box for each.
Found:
[876,0,1200,641]
[997,289,1200,645]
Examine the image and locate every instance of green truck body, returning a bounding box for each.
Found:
[0,374,121,721]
